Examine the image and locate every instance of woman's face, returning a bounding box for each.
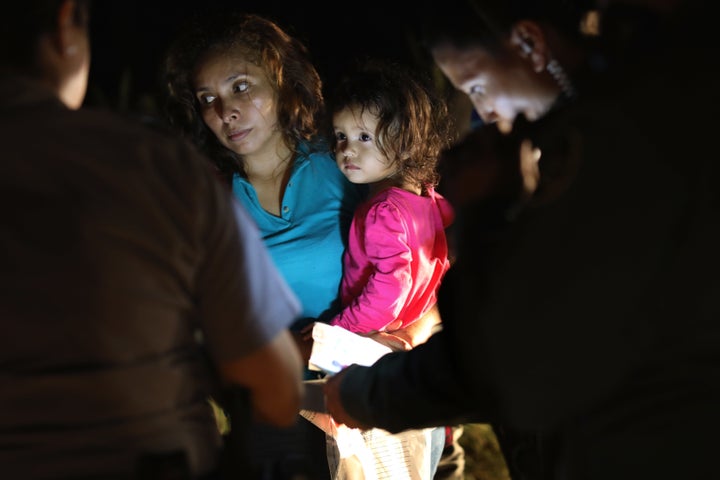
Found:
[192,51,282,157]
[432,43,558,132]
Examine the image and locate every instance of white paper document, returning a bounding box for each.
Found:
[307,322,393,375]
[299,323,433,479]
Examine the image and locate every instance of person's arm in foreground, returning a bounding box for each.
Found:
[324,329,495,432]
[197,166,305,427]
[218,330,303,426]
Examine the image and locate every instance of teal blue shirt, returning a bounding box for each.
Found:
[232,144,364,329]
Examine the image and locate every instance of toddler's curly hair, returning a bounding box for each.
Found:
[327,58,454,192]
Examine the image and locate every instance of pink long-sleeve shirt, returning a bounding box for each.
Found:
[330,186,454,334]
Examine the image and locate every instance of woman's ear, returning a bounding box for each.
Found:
[509,20,550,73]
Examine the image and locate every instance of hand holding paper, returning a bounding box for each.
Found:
[322,366,370,429]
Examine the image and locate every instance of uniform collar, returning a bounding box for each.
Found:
[0,70,65,110]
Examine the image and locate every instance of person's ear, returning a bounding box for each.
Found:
[509,20,549,73]
[56,0,81,57]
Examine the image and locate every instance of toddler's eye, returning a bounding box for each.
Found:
[334,131,347,141]
[360,133,373,142]
[469,84,485,97]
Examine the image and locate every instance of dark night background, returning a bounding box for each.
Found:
[86,1,432,116]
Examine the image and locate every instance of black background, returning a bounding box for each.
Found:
[87,1,429,115]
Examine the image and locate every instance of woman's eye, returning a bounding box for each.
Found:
[233,81,249,94]
[198,94,215,106]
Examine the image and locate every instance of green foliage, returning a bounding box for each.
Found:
[86,66,160,117]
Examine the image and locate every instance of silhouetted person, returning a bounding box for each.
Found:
[0,2,305,478]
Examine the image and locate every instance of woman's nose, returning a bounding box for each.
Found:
[220,102,240,123]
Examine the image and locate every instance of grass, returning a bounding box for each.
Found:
[459,424,511,480]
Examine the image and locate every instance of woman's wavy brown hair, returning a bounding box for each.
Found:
[162,12,325,185]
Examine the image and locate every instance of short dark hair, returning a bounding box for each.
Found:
[1,0,91,70]
[419,0,592,54]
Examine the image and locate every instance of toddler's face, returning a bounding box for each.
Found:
[332,106,397,186]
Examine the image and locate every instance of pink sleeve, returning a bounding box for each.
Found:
[331,201,413,333]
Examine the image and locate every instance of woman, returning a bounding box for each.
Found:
[164,12,364,331]
[163,12,365,480]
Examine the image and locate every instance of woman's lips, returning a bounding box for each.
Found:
[227,129,251,142]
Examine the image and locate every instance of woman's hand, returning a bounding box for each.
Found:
[291,326,315,365]
[300,322,316,341]
[362,331,412,351]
